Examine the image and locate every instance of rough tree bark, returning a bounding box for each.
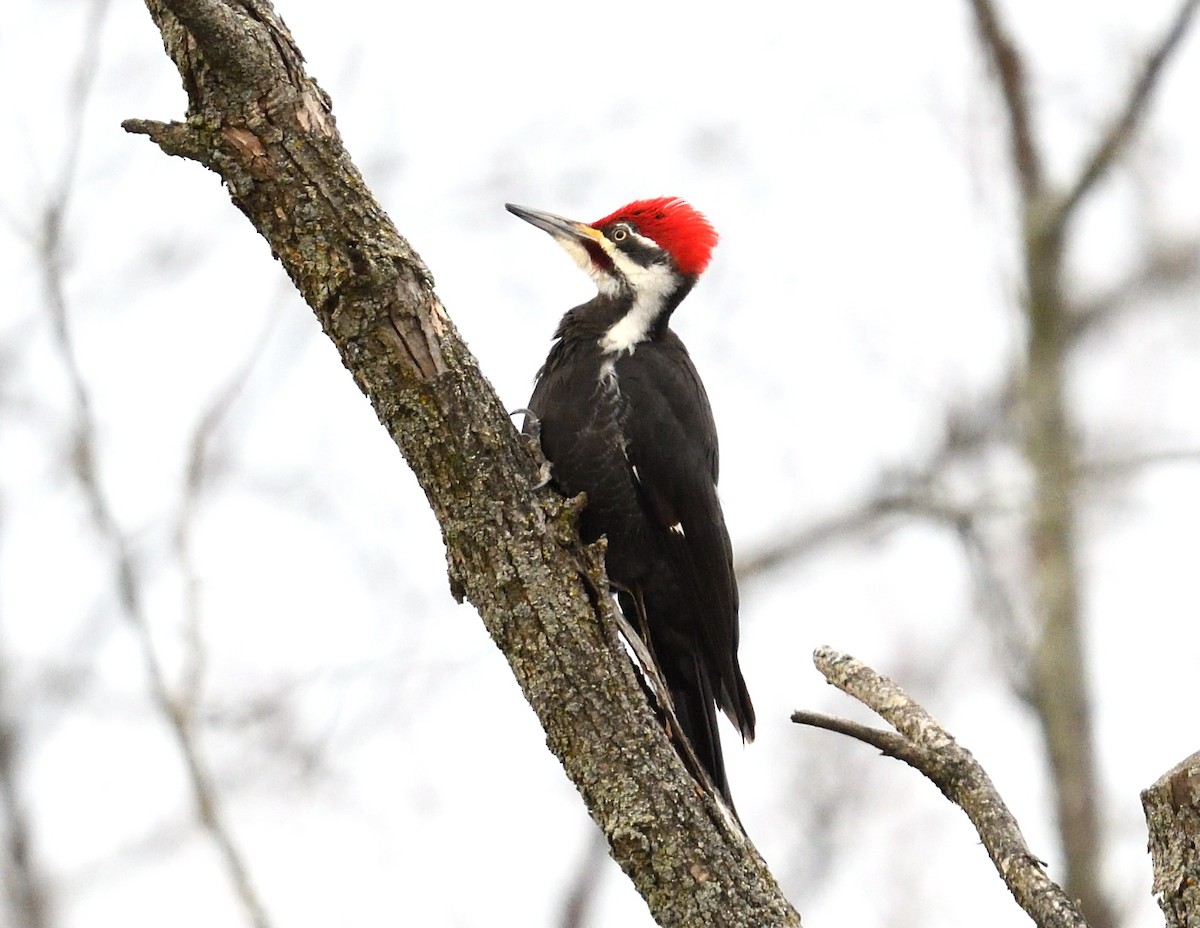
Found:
[122,1,799,925]
[1143,752,1200,928]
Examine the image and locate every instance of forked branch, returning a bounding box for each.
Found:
[794,648,1088,928]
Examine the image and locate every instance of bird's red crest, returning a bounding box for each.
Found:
[593,197,718,277]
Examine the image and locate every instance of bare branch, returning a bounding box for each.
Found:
[44,197,275,928]
[1082,447,1200,485]
[737,491,935,581]
[1055,0,1200,231]
[738,380,1017,582]
[0,703,50,928]
[36,5,274,919]
[789,711,926,766]
[1071,236,1200,340]
[805,648,1089,928]
[965,0,1043,199]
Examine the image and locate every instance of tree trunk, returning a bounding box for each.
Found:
[1142,752,1200,928]
[123,1,800,925]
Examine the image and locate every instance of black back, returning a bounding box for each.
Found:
[528,295,755,807]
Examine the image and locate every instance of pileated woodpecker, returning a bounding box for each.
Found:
[506,197,754,808]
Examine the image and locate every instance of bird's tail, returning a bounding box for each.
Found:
[670,661,735,813]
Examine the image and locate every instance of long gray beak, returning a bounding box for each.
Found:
[505,203,604,244]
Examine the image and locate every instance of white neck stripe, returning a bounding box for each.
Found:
[599,251,677,354]
[552,227,680,353]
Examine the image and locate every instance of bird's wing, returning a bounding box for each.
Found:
[617,339,754,740]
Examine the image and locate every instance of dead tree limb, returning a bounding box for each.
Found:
[795,648,1089,928]
[122,1,798,925]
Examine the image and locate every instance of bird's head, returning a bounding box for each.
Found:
[507,197,718,351]
[504,195,710,300]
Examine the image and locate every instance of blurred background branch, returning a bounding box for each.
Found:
[742,5,1200,927]
[13,1,275,925]
[1,0,1198,924]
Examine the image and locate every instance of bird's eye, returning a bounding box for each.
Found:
[612,227,628,242]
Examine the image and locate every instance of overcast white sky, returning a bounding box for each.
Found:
[2,0,1199,925]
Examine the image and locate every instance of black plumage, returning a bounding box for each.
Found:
[508,198,754,809]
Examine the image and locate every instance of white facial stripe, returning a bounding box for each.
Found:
[555,235,622,297]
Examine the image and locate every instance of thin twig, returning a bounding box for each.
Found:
[3,88,113,904]
[789,710,927,766]
[736,493,924,580]
[1083,447,1200,484]
[737,488,978,581]
[737,382,1016,582]
[1071,237,1200,340]
[0,688,50,928]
